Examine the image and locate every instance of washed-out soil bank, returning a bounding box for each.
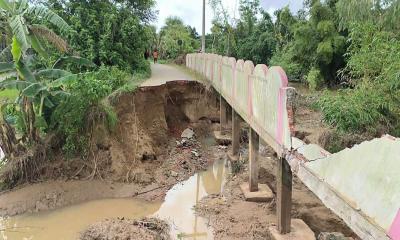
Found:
[0,81,221,216]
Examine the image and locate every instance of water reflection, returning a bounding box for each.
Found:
[155,159,227,239]
[0,159,227,240]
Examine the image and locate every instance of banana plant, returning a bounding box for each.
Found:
[0,0,71,58]
[0,55,94,130]
[0,0,73,144]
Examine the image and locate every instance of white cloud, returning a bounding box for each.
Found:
[153,0,302,34]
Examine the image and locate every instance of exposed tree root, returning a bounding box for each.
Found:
[0,144,46,189]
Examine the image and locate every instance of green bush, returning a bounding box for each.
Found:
[270,48,303,81]
[317,82,393,133]
[307,68,324,90]
[91,66,131,91]
[317,21,400,135]
[49,64,150,156]
[47,0,155,72]
[51,73,113,156]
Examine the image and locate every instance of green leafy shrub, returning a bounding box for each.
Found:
[317,83,393,133]
[49,64,149,157]
[47,0,155,72]
[51,73,113,156]
[91,66,131,91]
[307,68,324,90]
[159,17,199,59]
[316,40,333,65]
[318,20,400,135]
[270,47,303,81]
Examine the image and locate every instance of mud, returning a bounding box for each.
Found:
[80,217,171,240]
[0,81,221,217]
[195,145,357,240]
[0,157,228,240]
[106,81,219,181]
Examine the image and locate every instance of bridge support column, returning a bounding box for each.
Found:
[269,158,314,239]
[220,96,228,133]
[214,96,232,145]
[249,128,259,192]
[240,128,273,202]
[228,110,241,161]
[277,156,293,234]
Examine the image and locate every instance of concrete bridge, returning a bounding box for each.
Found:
[186,53,400,240]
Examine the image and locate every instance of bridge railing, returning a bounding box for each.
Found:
[186,53,295,157]
[187,53,400,240]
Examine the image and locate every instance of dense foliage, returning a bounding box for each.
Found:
[154,16,200,60]
[43,0,155,73]
[318,9,400,135]
[0,0,155,170]
[209,0,277,64]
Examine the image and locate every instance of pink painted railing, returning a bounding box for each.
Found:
[186,53,295,156]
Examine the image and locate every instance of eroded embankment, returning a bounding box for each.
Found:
[0,80,359,240]
[106,81,219,181]
[0,81,220,217]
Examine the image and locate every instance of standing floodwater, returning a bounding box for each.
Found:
[155,159,227,239]
[0,159,228,240]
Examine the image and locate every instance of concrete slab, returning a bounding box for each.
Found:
[213,130,232,145]
[269,219,316,240]
[240,183,273,202]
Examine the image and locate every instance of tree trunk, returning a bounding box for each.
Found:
[23,97,38,143]
[0,118,24,159]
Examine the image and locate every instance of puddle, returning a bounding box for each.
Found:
[155,159,227,239]
[201,135,217,148]
[0,159,228,240]
[0,198,161,240]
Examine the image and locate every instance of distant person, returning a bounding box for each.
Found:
[153,49,158,64]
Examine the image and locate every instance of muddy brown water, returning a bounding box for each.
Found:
[0,159,227,240]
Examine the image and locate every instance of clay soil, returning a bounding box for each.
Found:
[81,217,171,240]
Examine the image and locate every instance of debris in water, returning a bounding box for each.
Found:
[181,128,195,139]
[218,145,228,150]
[191,149,201,158]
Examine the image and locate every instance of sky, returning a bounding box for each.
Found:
[154,0,304,34]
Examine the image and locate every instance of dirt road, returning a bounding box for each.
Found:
[141,63,194,86]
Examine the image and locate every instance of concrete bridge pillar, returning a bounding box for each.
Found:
[249,128,259,192]
[277,156,293,234]
[240,128,273,202]
[219,96,228,133]
[228,110,241,161]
